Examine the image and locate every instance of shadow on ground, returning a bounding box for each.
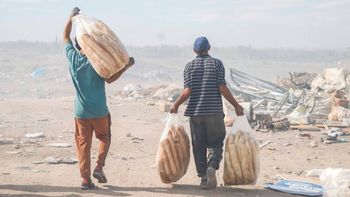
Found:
[0,184,298,197]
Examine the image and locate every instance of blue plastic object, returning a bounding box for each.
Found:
[265,179,324,196]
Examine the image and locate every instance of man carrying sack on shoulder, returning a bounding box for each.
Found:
[63,7,134,189]
[170,37,244,189]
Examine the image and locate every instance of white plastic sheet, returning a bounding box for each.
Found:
[230,115,255,137]
[311,68,350,92]
[320,168,350,197]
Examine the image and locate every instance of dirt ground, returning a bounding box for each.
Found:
[0,98,349,197]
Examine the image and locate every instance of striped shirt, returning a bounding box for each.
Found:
[184,55,226,116]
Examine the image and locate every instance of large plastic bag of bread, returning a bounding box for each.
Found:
[156,114,190,183]
[73,14,129,79]
[223,115,260,185]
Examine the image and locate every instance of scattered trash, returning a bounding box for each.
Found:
[37,118,49,122]
[131,137,143,141]
[33,161,45,164]
[122,83,143,99]
[328,131,345,137]
[325,138,349,144]
[266,119,290,131]
[32,66,47,78]
[329,106,350,122]
[150,164,156,169]
[227,68,349,142]
[297,133,311,139]
[287,106,311,125]
[44,157,77,164]
[16,166,31,171]
[45,157,62,164]
[46,143,72,148]
[265,179,324,196]
[306,169,324,177]
[0,138,14,145]
[337,138,349,143]
[320,168,350,197]
[259,140,271,150]
[62,158,78,164]
[25,132,45,139]
[291,125,320,132]
[126,133,144,144]
[326,135,338,141]
[5,150,21,154]
[296,169,304,176]
[145,101,155,106]
[151,84,181,101]
[309,141,318,148]
[30,169,50,173]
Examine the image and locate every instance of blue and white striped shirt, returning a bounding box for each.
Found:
[184,55,226,116]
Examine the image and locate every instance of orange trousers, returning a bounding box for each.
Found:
[74,114,111,179]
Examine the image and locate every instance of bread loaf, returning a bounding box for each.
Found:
[90,31,123,74]
[95,21,129,63]
[77,19,129,79]
[223,130,260,185]
[156,126,190,183]
[78,34,116,78]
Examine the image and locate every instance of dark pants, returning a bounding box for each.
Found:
[190,114,226,177]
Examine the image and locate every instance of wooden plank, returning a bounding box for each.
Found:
[290,125,321,131]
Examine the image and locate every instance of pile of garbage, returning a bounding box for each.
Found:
[227,67,350,133]
[277,72,317,90]
[122,83,144,99]
[113,84,181,112]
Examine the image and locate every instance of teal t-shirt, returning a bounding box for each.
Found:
[65,42,109,119]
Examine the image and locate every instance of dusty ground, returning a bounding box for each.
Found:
[0,98,349,197]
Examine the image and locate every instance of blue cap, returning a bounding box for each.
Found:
[193,37,210,53]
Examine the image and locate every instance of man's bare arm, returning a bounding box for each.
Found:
[219,84,244,116]
[105,57,135,84]
[63,18,73,44]
[63,7,80,44]
[170,88,192,113]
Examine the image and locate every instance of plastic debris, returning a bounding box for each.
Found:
[46,143,72,148]
[265,179,324,196]
[24,132,45,139]
[320,168,350,197]
[0,138,14,145]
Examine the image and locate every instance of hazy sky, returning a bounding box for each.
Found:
[1,0,350,48]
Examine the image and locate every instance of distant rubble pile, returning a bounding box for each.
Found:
[142,70,174,81]
[225,67,350,145]
[113,83,181,112]
[122,83,144,99]
[150,84,181,102]
[277,72,317,90]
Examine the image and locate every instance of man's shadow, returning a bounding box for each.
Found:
[0,184,297,197]
[0,184,128,197]
[105,184,298,197]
